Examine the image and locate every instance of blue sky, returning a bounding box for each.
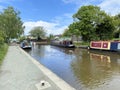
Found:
[0,0,120,35]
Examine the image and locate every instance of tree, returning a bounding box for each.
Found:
[0,6,24,43]
[0,31,4,45]
[63,23,81,37]
[113,14,120,38]
[62,28,71,36]
[68,22,81,42]
[96,15,115,40]
[0,15,4,45]
[73,5,114,41]
[29,26,46,40]
[47,34,54,42]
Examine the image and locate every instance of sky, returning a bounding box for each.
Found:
[0,0,120,35]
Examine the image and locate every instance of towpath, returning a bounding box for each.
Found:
[0,46,75,90]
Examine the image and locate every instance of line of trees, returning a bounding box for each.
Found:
[0,6,24,46]
[63,5,120,42]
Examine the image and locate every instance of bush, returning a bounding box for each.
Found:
[0,44,8,64]
[0,36,4,45]
[0,31,4,45]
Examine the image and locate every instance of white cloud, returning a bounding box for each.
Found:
[23,13,73,36]
[23,20,68,36]
[99,0,120,15]
[62,0,120,16]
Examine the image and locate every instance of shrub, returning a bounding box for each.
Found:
[0,44,8,64]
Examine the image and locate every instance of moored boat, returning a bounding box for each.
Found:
[20,40,32,49]
[51,38,75,48]
[90,41,120,52]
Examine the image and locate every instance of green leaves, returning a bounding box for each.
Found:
[0,6,24,43]
[0,31,4,45]
[66,5,116,42]
[29,26,46,40]
[113,13,120,38]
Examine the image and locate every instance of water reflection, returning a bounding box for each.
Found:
[26,45,120,90]
[71,49,120,90]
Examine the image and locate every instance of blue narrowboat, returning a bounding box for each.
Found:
[20,40,32,49]
[110,41,120,52]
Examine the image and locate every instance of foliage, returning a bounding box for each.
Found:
[73,5,115,41]
[29,26,46,40]
[18,36,26,42]
[73,5,102,41]
[96,15,115,40]
[0,31,4,45]
[113,13,120,38]
[62,28,70,36]
[0,6,24,43]
[0,44,8,64]
[47,34,54,41]
[69,22,81,36]
[63,22,81,37]
[63,5,116,42]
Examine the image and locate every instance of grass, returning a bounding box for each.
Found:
[112,38,120,41]
[73,41,90,47]
[0,44,8,64]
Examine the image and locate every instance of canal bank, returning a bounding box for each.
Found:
[0,46,75,90]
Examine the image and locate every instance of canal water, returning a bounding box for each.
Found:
[25,45,120,90]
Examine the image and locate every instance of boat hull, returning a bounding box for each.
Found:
[21,46,32,49]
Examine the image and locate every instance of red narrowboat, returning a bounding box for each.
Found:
[90,41,120,52]
[90,41,111,50]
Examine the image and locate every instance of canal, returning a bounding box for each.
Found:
[25,45,120,90]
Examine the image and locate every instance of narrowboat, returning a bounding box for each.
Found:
[110,41,120,52]
[20,40,32,49]
[51,38,75,48]
[90,41,120,52]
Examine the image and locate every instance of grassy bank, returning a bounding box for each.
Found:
[0,44,8,64]
[73,41,89,47]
